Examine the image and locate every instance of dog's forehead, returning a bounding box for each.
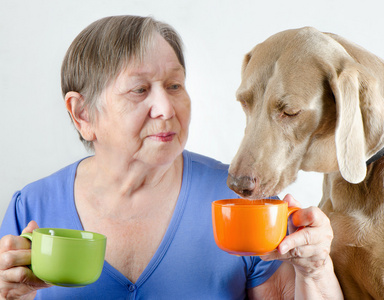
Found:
[259,27,346,59]
[243,27,348,77]
[237,27,349,100]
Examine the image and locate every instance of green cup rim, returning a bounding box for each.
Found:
[33,228,106,242]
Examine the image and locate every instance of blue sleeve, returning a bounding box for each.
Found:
[245,256,283,289]
[0,191,27,237]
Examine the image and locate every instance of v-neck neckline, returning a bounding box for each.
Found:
[67,151,191,288]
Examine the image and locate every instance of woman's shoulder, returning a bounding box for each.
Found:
[183,150,229,172]
[184,151,234,190]
[20,159,82,196]
[2,158,88,234]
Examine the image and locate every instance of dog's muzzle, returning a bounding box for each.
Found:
[227,173,256,198]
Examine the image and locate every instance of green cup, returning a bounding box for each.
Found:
[21,228,106,287]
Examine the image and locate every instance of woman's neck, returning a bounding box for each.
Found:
[75,153,183,218]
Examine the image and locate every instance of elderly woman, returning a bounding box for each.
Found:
[0,16,342,299]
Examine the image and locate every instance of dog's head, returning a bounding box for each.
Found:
[228,27,384,198]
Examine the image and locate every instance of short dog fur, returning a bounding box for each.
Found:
[227,27,384,299]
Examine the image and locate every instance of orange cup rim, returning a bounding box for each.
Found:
[212,198,286,207]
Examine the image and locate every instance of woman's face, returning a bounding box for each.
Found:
[91,34,191,167]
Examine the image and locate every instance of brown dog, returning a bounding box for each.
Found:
[227,27,384,299]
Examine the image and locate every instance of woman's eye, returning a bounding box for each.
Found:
[168,84,181,90]
[132,87,147,94]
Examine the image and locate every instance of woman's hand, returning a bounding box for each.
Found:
[260,194,343,299]
[0,221,50,299]
[261,194,333,276]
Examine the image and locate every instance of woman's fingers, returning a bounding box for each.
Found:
[0,250,31,270]
[0,233,33,272]
[0,266,32,285]
[0,221,49,299]
[279,224,333,255]
[261,195,334,276]
[290,205,332,229]
[282,194,302,208]
[0,235,31,254]
[21,221,39,235]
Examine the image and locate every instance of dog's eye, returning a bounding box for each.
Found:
[236,90,252,110]
[283,110,301,117]
[239,99,248,109]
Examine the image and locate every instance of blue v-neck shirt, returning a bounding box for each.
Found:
[0,150,281,299]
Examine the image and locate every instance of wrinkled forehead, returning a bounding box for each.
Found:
[103,33,165,91]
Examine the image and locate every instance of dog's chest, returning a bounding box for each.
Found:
[322,169,384,248]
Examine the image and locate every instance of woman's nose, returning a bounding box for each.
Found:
[149,88,175,119]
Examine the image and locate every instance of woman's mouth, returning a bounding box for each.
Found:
[149,132,176,142]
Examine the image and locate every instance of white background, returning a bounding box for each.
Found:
[1,0,384,220]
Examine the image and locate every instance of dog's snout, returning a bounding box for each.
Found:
[227,173,256,198]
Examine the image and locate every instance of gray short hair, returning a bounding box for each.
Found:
[61,15,185,151]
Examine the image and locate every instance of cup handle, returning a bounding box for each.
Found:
[287,206,300,217]
[20,232,33,242]
[20,232,33,269]
[287,206,305,233]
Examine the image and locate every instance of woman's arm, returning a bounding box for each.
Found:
[248,262,295,299]
[293,255,342,300]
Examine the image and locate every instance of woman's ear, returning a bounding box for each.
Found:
[65,92,96,142]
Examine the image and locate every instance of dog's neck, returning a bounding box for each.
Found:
[366,147,384,166]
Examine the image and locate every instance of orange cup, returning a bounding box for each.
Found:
[212,199,300,256]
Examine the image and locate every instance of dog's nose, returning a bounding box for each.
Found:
[227,173,256,198]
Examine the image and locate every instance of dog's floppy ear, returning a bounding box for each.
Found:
[330,65,366,184]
